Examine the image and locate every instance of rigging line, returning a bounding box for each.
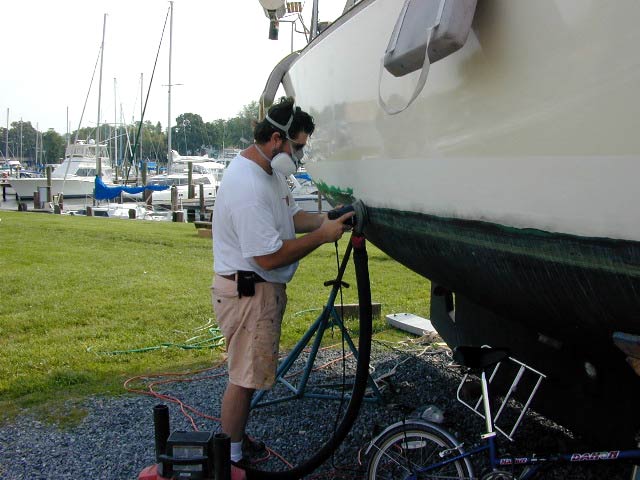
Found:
[121,109,135,159]
[117,79,142,177]
[125,5,170,183]
[60,44,103,194]
[113,91,134,174]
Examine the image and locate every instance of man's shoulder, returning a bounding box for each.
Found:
[217,161,265,208]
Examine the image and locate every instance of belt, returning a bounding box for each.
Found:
[219,272,267,283]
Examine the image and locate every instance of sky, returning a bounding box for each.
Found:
[1,0,343,135]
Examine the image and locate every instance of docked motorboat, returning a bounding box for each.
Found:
[142,152,224,206]
[259,0,640,444]
[10,140,114,199]
[216,148,242,167]
[64,202,173,221]
[289,172,331,213]
[1,160,42,196]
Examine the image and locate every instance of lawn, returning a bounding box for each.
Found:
[0,210,430,422]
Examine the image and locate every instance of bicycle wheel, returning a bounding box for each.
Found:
[366,420,474,479]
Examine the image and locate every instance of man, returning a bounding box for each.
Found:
[212,97,353,477]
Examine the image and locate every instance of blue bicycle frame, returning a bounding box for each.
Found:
[417,433,640,479]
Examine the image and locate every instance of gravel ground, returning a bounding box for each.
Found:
[0,339,635,479]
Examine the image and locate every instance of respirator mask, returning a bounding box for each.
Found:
[265,104,305,176]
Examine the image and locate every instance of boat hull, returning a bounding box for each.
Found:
[147,184,217,206]
[293,194,332,213]
[365,207,640,443]
[279,0,640,443]
[10,178,96,199]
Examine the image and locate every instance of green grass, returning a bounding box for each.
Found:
[0,210,430,424]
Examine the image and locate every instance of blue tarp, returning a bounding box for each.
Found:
[94,176,170,200]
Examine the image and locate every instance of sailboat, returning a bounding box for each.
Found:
[258,0,640,445]
[11,15,115,200]
[140,2,224,208]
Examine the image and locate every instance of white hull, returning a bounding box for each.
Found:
[10,177,96,199]
[147,184,217,205]
[83,203,173,221]
[287,0,640,242]
[277,0,640,444]
[293,194,331,213]
[11,141,113,200]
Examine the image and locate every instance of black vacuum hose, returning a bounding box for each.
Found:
[245,234,373,480]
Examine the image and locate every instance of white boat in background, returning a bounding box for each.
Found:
[217,148,242,167]
[258,0,640,444]
[63,202,173,221]
[289,172,331,213]
[10,140,114,199]
[1,160,42,196]
[1,159,23,176]
[143,151,224,206]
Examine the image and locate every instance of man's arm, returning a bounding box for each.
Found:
[254,212,354,271]
[293,210,325,233]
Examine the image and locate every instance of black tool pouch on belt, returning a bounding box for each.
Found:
[237,271,257,298]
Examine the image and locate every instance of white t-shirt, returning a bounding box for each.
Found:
[213,153,302,284]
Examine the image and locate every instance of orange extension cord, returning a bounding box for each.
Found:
[124,344,366,478]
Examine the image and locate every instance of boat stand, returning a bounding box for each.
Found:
[250,242,383,409]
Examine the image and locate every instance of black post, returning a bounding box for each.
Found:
[153,404,170,476]
[213,433,230,480]
[187,162,194,199]
[199,183,205,220]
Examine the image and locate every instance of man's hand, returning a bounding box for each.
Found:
[254,211,355,271]
[318,211,355,243]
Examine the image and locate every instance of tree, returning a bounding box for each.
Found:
[0,128,7,159]
[42,129,66,164]
[70,126,97,144]
[140,120,166,161]
[239,101,259,125]
[173,113,206,155]
[7,121,37,165]
[205,119,228,155]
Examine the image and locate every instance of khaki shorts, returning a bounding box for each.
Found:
[212,274,287,390]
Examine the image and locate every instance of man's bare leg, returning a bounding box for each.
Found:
[221,382,255,442]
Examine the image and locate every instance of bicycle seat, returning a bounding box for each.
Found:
[453,346,510,370]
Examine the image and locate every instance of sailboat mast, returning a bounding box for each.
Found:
[167,1,174,174]
[114,77,118,172]
[96,13,106,177]
[140,72,143,164]
[35,122,39,168]
[5,108,8,161]
[66,106,70,148]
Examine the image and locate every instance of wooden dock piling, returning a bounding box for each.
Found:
[187,163,194,199]
[199,184,205,219]
[45,166,53,202]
